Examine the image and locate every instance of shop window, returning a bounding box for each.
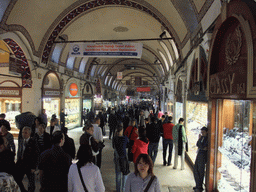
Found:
[186,101,208,163]
[217,100,251,192]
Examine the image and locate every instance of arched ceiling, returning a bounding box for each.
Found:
[0,0,216,95]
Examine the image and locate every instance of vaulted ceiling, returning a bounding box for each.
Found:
[0,0,217,95]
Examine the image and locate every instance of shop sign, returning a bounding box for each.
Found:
[0,89,20,96]
[44,90,60,96]
[69,83,78,96]
[117,72,122,80]
[69,42,143,58]
[136,87,150,92]
[209,67,246,98]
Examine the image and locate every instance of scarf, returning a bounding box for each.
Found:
[178,125,183,156]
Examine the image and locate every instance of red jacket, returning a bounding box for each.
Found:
[132,139,149,163]
[124,126,138,141]
[162,122,174,140]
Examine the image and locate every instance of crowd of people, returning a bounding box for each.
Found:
[0,103,208,192]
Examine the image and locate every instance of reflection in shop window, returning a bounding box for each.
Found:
[217,100,251,192]
[186,101,208,163]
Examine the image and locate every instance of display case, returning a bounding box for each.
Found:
[216,100,252,192]
[65,98,80,129]
[175,102,183,124]
[43,98,60,126]
[186,101,208,163]
[0,98,21,128]
[83,99,92,110]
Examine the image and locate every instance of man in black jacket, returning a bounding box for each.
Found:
[108,110,118,139]
[15,126,39,192]
[39,131,71,192]
[62,127,76,159]
[34,124,51,155]
[146,116,161,164]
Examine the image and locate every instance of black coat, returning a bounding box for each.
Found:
[62,135,76,159]
[146,123,161,143]
[0,149,15,175]
[34,132,52,154]
[17,137,39,170]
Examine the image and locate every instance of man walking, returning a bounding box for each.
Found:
[15,126,39,192]
[162,116,174,166]
[92,117,104,168]
[39,131,71,192]
[172,118,187,170]
[193,127,208,192]
[146,116,161,164]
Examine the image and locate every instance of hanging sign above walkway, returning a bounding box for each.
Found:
[69,42,143,58]
[137,87,150,92]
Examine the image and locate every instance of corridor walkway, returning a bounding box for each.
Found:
[68,127,195,192]
[19,126,195,192]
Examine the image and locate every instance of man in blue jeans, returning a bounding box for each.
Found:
[146,116,161,163]
[162,116,174,166]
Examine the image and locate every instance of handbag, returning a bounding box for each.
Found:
[119,156,130,175]
[89,136,99,156]
[127,127,135,148]
[76,163,88,192]
[144,175,156,192]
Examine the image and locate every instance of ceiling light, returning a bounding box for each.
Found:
[113,26,129,32]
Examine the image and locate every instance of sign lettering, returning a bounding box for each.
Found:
[0,89,20,96]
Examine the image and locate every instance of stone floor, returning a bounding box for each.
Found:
[17,126,196,192]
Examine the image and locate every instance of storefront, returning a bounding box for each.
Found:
[0,82,22,129]
[42,72,61,126]
[82,83,93,111]
[175,78,184,124]
[206,1,256,191]
[186,47,208,164]
[94,78,102,113]
[65,81,80,129]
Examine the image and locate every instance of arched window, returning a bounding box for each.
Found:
[160,41,173,66]
[159,51,169,71]
[112,80,116,88]
[108,76,113,86]
[79,57,88,73]
[51,44,65,63]
[105,76,109,85]
[0,0,10,22]
[90,65,96,76]
[102,68,108,77]
[66,57,75,69]
[164,30,179,60]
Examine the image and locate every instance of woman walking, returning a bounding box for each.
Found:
[113,125,130,192]
[125,154,161,192]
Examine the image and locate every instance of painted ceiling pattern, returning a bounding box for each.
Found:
[0,0,216,93]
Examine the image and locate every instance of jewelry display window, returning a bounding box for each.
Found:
[216,99,252,192]
[65,98,80,128]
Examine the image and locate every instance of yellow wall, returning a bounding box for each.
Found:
[0,40,10,63]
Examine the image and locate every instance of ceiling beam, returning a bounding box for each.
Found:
[54,37,173,44]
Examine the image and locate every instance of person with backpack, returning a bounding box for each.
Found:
[172,118,187,170]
